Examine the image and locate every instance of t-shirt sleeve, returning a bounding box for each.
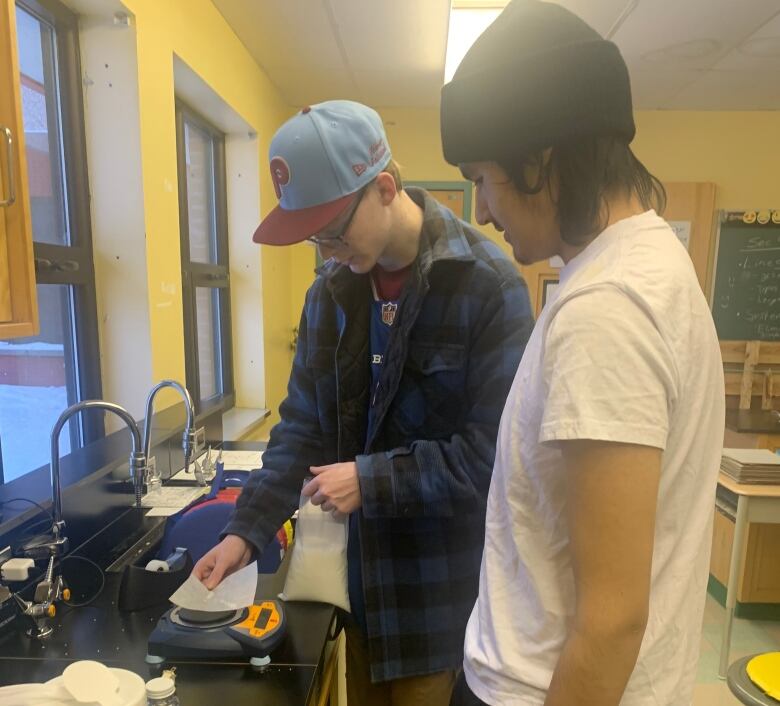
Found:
[539,284,677,449]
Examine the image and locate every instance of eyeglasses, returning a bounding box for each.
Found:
[308,187,367,248]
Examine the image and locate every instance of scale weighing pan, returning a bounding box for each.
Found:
[146,599,286,667]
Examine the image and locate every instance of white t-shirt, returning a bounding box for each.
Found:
[463,210,725,706]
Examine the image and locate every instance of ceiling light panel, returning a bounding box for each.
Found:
[444,7,502,82]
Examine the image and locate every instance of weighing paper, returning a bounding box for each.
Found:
[169,561,258,611]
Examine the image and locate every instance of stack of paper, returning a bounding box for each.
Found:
[721,448,780,484]
[219,449,264,471]
[142,485,209,516]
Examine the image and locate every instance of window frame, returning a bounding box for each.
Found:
[174,100,234,411]
[10,0,103,464]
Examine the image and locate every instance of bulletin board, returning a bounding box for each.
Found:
[711,211,780,341]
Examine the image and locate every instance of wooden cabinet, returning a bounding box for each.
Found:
[711,507,780,604]
[0,0,39,339]
[742,522,780,603]
[712,430,780,604]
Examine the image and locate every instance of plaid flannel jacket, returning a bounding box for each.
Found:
[224,188,533,682]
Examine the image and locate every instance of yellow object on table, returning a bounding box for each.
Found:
[747,652,780,700]
[283,519,294,547]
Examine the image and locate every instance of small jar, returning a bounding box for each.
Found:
[147,473,162,495]
[145,675,180,705]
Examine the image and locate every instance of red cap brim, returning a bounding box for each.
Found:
[252,194,354,245]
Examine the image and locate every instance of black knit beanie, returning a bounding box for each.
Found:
[440,0,635,165]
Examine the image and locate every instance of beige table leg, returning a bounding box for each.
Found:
[719,495,749,679]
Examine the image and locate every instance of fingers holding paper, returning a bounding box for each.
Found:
[192,534,254,591]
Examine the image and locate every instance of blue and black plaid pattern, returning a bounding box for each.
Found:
[224,188,533,682]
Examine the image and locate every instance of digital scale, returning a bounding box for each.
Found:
[146,599,287,667]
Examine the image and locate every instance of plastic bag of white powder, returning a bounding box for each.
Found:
[279,491,350,612]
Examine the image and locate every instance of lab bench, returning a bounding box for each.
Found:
[0,565,338,705]
[0,438,340,705]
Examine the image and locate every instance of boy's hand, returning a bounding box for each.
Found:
[192,534,253,590]
[304,462,362,514]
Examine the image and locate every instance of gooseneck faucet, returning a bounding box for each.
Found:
[14,400,146,638]
[142,380,195,483]
[52,400,147,512]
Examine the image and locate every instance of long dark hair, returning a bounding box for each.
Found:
[499,137,666,246]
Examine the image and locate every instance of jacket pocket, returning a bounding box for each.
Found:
[406,342,465,374]
[393,342,467,437]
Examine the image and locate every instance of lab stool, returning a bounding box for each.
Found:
[727,655,779,705]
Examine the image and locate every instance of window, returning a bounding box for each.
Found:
[175,102,234,410]
[0,0,101,483]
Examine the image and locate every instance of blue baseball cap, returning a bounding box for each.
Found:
[252,100,392,245]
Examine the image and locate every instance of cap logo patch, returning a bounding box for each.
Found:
[352,163,367,176]
[368,139,387,166]
[270,156,291,198]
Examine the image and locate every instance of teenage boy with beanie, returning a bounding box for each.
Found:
[440,2,725,705]
[193,100,533,705]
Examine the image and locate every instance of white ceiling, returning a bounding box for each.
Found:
[212,0,780,110]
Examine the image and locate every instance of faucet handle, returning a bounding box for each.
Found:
[21,531,69,560]
[187,426,206,456]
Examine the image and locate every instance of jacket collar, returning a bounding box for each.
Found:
[317,186,475,291]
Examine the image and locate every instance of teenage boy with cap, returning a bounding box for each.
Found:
[440,2,725,705]
[193,99,533,705]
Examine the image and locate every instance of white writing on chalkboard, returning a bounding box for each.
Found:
[742,256,780,269]
[713,223,780,340]
[756,286,779,306]
[742,311,780,323]
[742,234,780,253]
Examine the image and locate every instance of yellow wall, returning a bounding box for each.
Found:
[119,2,779,433]
[120,0,294,423]
[382,108,462,182]
[633,111,780,209]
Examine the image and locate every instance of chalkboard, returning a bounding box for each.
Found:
[711,220,780,341]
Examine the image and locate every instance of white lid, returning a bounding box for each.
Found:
[62,660,120,704]
[44,664,146,706]
[145,676,175,698]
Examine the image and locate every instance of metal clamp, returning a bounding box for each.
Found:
[0,127,16,208]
